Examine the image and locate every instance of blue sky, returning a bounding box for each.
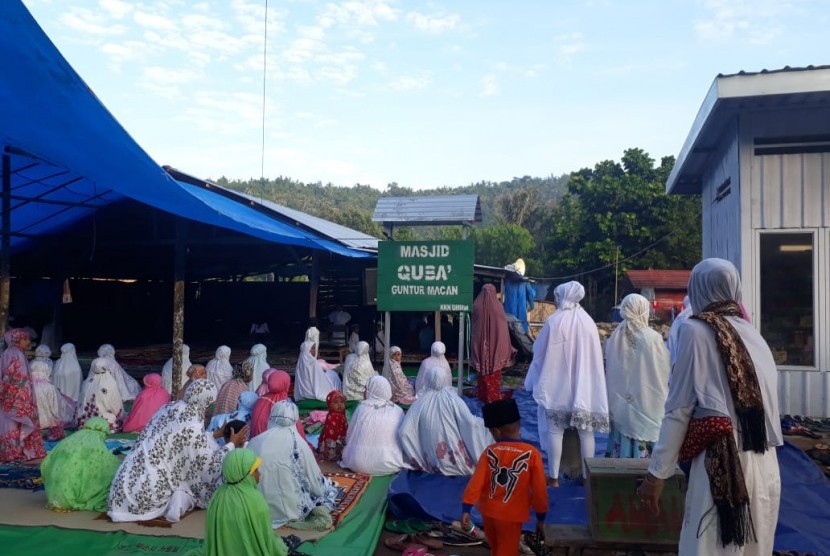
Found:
[21,0,830,190]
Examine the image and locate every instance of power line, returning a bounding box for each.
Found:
[259,0,269,203]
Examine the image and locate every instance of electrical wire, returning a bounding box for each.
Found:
[259,0,268,204]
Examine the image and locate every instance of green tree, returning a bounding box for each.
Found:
[471,224,535,268]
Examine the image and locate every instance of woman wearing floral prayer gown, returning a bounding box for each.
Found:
[97,344,141,401]
[206,345,233,391]
[41,417,120,512]
[202,448,288,556]
[605,293,670,458]
[77,357,124,432]
[471,283,517,403]
[248,400,338,529]
[340,376,408,475]
[213,361,254,417]
[161,344,193,396]
[382,346,415,405]
[414,341,452,396]
[342,341,377,401]
[122,373,170,433]
[52,343,82,404]
[0,329,46,463]
[108,379,249,523]
[245,344,270,393]
[399,366,493,476]
[294,340,335,402]
[31,360,75,440]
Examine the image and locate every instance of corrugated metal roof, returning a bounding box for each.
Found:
[372,195,482,225]
[164,167,378,251]
[625,269,691,289]
[667,66,830,195]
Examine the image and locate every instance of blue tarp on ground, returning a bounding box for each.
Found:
[0,1,370,258]
[389,390,830,554]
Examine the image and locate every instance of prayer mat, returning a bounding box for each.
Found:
[0,462,43,491]
[325,472,371,527]
[95,509,198,528]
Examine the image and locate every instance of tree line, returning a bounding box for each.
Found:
[214,147,702,317]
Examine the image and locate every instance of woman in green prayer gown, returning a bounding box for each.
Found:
[204,448,288,556]
[40,416,120,512]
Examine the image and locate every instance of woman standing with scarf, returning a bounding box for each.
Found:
[0,329,46,462]
[639,259,782,554]
[604,293,670,458]
[471,284,517,403]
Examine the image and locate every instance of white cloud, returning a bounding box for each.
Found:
[387,74,430,92]
[99,0,133,19]
[694,0,795,45]
[60,8,127,36]
[405,11,460,33]
[318,0,399,28]
[523,63,548,78]
[140,66,202,99]
[480,74,498,97]
[556,32,586,60]
[133,10,177,32]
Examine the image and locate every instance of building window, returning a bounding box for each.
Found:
[759,232,815,367]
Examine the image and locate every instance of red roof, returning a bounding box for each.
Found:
[625,269,691,290]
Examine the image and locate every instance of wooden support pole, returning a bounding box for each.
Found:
[171,220,186,399]
[434,310,441,342]
[0,154,11,339]
[457,311,465,396]
[309,251,320,324]
[384,310,391,365]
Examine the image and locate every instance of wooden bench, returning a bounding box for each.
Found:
[544,524,678,556]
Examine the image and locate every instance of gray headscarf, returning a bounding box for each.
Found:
[688,258,742,314]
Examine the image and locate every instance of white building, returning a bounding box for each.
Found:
[667,66,830,417]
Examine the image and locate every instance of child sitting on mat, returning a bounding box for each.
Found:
[317,390,348,461]
[460,399,548,556]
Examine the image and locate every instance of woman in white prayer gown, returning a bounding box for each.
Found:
[31,360,75,432]
[108,379,246,523]
[342,341,377,401]
[666,296,692,366]
[306,326,340,372]
[77,357,125,432]
[399,366,493,476]
[294,341,336,402]
[414,341,452,396]
[206,345,233,391]
[640,259,782,556]
[524,281,609,484]
[340,376,408,475]
[52,343,83,404]
[34,344,54,373]
[161,344,192,395]
[245,344,270,393]
[248,400,338,528]
[604,293,670,458]
[97,344,141,401]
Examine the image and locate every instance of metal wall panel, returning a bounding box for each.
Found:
[701,133,741,264]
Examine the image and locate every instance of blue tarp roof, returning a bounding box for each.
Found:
[0,1,370,259]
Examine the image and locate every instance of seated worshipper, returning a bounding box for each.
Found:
[77,357,125,432]
[637,258,782,555]
[471,283,517,403]
[382,346,415,405]
[245,344,270,393]
[161,344,193,395]
[249,321,271,344]
[202,448,289,556]
[0,328,46,463]
[305,326,339,372]
[415,341,452,396]
[342,341,377,401]
[52,342,83,404]
[213,361,254,417]
[40,417,121,512]
[177,364,208,401]
[206,345,233,391]
[208,391,259,437]
[97,344,141,401]
[31,359,75,440]
[108,379,250,523]
[250,370,306,442]
[122,373,171,433]
[605,293,670,458]
[34,344,54,373]
[340,376,408,475]
[248,400,338,529]
[400,366,493,476]
[374,322,386,358]
[254,368,276,397]
[317,390,348,462]
[294,340,336,402]
[348,324,361,355]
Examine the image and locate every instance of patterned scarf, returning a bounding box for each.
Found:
[683,299,768,547]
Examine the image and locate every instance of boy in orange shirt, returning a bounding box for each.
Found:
[461,398,548,556]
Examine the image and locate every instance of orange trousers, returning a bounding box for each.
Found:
[482,516,524,556]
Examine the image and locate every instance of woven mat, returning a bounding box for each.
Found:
[325,472,371,527]
[0,463,43,491]
[94,508,197,528]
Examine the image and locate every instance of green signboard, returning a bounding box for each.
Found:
[377,240,474,312]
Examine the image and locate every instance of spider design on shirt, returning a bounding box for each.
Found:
[487,448,532,502]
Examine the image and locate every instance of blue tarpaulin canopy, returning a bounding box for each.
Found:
[0,1,370,259]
